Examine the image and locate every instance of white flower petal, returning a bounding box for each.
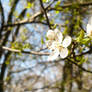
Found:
[49,41,59,50]
[57,32,63,43]
[46,29,55,40]
[88,16,92,25]
[54,28,63,43]
[48,49,59,61]
[60,48,68,58]
[62,36,72,48]
[54,28,59,33]
[87,24,92,33]
[86,24,92,36]
[47,13,50,17]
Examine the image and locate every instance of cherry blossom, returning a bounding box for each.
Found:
[46,29,72,61]
[86,17,92,37]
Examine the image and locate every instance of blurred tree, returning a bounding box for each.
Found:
[0,0,92,92]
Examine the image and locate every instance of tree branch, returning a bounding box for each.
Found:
[67,58,92,74]
[0,1,4,36]
[2,46,49,56]
[39,0,51,29]
[3,2,92,28]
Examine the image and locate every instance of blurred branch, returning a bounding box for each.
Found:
[25,78,62,92]
[2,1,92,28]
[50,1,92,11]
[76,46,92,56]
[0,1,4,36]
[3,0,54,28]
[3,21,65,28]
[39,0,51,29]
[7,0,19,23]
[38,57,92,74]
[3,21,50,27]
[3,11,42,27]
[67,58,92,74]
[2,46,49,56]
[0,1,20,91]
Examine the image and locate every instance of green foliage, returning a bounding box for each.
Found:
[73,9,79,16]
[55,10,59,14]
[55,0,63,13]
[5,55,11,65]
[70,3,79,9]
[63,26,69,35]
[26,12,30,18]
[76,56,87,65]
[81,38,90,45]
[76,30,90,45]
[11,42,23,50]
[42,0,50,3]
[55,1,61,8]
[45,36,48,40]
[26,2,33,9]
[8,0,13,6]
[65,20,69,25]
[63,8,69,13]
[39,14,45,21]
[77,30,84,41]
[5,60,10,65]
[41,37,44,44]
[13,11,18,18]
[24,43,33,50]
[11,42,32,50]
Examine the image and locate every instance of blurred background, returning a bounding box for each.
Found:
[0,0,92,92]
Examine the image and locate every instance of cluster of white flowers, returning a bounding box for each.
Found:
[46,29,72,61]
[86,16,92,37]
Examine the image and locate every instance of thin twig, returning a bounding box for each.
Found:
[39,0,51,29]
[67,58,92,73]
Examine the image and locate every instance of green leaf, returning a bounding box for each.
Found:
[64,8,69,13]
[26,13,30,18]
[5,60,10,65]
[79,30,84,39]
[22,43,32,50]
[45,36,48,40]
[71,3,79,9]
[76,30,84,42]
[82,38,90,45]
[55,11,59,14]
[55,1,61,8]
[41,37,44,44]
[42,0,49,3]
[65,20,69,24]
[63,26,68,35]
[26,2,33,9]
[77,56,87,65]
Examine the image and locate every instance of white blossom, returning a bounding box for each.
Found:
[46,29,72,61]
[46,29,56,40]
[62,36,72,48]
[46,29,63,48]
[86,24,92,37]
[86,17,92,37]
